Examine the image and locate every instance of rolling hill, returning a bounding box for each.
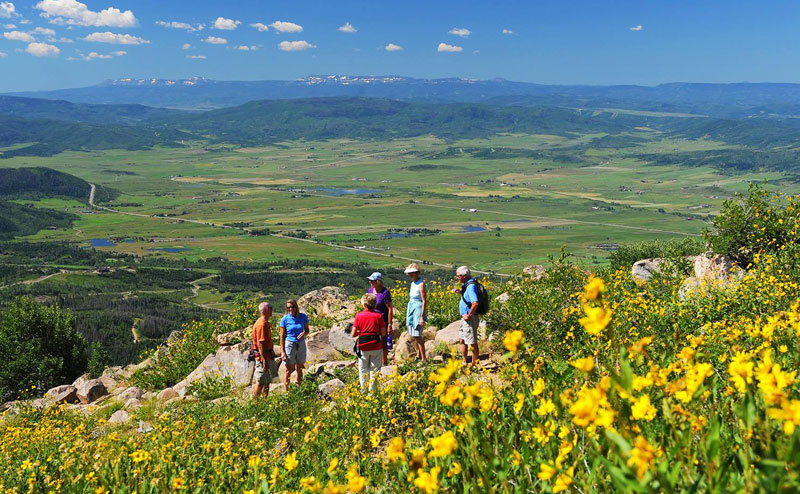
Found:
[0,96,186,125]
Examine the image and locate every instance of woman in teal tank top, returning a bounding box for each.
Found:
[404,263,427,362]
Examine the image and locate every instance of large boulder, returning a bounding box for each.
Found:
[522,265,546,280]
[157,388,178,403]
[45,385,78,404]
[305,330,343,363]
[318,378,346,398]
[299,286,357,319]
[632,258,665,283]
[680,254,746,298]
[495,292,511,305]
[435,321,463,346]
[217,328,248,346]
[393,331,417,361]
[124,398,142,411]
[328,321,356,356]
[118,386,144,402]
[308,360,357,376]
[77,379,108,404]
[99,376,120,393]
[174,342,254,397]
[108,409,131,425]
[425,340,441,359]
[72,373,91,390]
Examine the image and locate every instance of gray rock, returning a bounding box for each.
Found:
[269,383,286,395]
[210,396,233,405]
[98,376,119,393]
[298,286,356,319]
[118,386,144,401]
[45,385,78,404]
[380,365,397,376]
[305,330,343,363]
[77,379,108,404]
[176,342,255,397]
[522,264,546,280]
[72,372,91,390]
[124,398,141,411]
[422,327,438,341]
[108,409,131,425]
[328,321,356,355]
[424,340,439,359]
[216,328,247,346]
[495,292,511,304]
[308,360,357,375]
[435,320,463,346]
[166,330,184,345]
[680,254,747,298]
[157,388,178,403]
[318,378,346,398]
[393,331,417,361]
[632,258,665,283]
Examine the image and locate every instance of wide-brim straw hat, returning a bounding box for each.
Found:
[404,262,421,274]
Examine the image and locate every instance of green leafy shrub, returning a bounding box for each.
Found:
[704,183,800,268]
[0,296,87,401]
[87,342,112,378]
[185,373,234,401]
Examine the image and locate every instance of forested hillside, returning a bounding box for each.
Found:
[0,96,185,125]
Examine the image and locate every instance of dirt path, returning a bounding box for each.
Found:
[0,270,66,290]
[184,274,225,310]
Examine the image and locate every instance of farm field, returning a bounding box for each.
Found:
[1,131,795,276]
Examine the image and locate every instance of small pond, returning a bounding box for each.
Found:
[89,238,115,247]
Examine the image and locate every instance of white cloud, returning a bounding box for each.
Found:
[3,30,35,42]
[83,31,149,44]
[32,26,55,35]
[187,54,206,59]
[88,51,110,58]
[110,50,124,56]
[437,42,462,52]
[448,27,471,37]
[384,43,402,52]
[35,0,137,27]
[213,17,240,30]
[181,42,191,50]
[156,20,202,32]
[0,2,16,18]
[18,18,28,24]
[3,23,15,28]
[278,40,314,51]
[629,24,643,31]
[203,35,226,44]
[338,22,356,33]
[250,22,269,32]
[25,41,59,56]
[501,28,514,35]
[235,44,257,51]
[0,50,7,57]
[48,36,72,43]
[269,20,302,33]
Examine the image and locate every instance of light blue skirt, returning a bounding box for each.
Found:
[406,300,425,337]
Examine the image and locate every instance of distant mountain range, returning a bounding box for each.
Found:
[8,76,800,117]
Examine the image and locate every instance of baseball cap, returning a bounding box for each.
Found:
[367,272,382,281]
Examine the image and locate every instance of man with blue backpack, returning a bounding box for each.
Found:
[453,266,489,367]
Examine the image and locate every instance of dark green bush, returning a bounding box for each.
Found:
[609,237,705,272]
[0,297,87,401]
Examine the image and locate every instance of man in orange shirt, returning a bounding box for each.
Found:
[252,302,274,398]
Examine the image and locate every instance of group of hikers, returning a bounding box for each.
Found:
[250,264,486,397]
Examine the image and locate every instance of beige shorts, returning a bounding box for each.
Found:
[254,359,270,385]
[459,316,479,345]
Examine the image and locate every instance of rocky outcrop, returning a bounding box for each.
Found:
[680,254,746,298]
[318,378,345,398]
[173,342,254,397]
[495,292,511,305]
[45,385,78,404]
[77,379,108,404]
[394,331,417,360]
[308,360,357,376]
[632,258,665,283]
[522,265,546,280]
[118,386,144,402]
[157,388,178,403]
[216,328,247,346]
[124,398,142,411]
[328,321,356,356]
[299,286,357,320]
[305,330,342,363]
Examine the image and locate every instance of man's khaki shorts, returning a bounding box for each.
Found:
[459,316,479,345]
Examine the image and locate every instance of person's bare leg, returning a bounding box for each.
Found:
[461,339,468,365]
[296,365,304,384]
[471,344,480,367]
[284,364,293,391]
[383,349,389,366]
[416,337,427,361]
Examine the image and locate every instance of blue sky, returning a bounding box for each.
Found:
[1,0,799,92]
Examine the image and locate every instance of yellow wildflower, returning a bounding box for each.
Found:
[570,356,595,372]
[285,452,298,472]
[386,437,405,463]
[503,330,523,353]
[631,395,657,421]
[579,305,612,336]
[429,431,457,458]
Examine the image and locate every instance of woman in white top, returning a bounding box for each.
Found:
[404,263,427,361]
